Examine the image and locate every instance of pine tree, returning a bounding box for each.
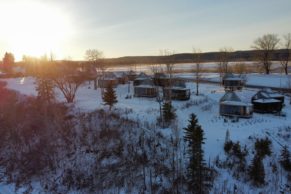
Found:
[36,78,55,104]
[102,83,117,110]
[2,52,15,73]
[248,154,265,186]
[280,145,291,171]
[184,113,211,193]
[162,101,175,124]
[254,137,272,159]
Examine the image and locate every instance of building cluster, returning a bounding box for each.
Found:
[79,65,285,118]
[219,73,284,118]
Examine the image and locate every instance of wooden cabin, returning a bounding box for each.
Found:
[133,72,151,86]
[98,72,118,88]
[163,81,190,100]
[153,73,184,88]
[115,72,128,84]
[127,70,137,81]
[153,73,170,87]
[251,88,284,113]
[134,79,157,98]
[219,91,253,118]
[222,73,244,91]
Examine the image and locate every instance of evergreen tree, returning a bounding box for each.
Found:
[2,52,15,73]
[102,83,117,110]
[280,145,291,171]
[224,140,233,154]
[248,154,265,186]
[254,137,272,159]
[36,78,55,104]
[184,113,211,193]
[162,101,175,124]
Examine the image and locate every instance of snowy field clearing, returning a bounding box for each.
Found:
[1,75,291,193]
[3,76,291,155]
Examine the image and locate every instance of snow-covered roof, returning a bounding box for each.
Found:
[220,100,251,106]
[135,85,155,89]
[253,99,280,103]
[223,73,243,81]
[165,86,189,90]
[253,88,284,100]
[220,91,242,102]
[135,72,150,80]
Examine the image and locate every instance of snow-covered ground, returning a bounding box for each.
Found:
[178,73,291,88]
[3,76,291,154]
[107,61,283,73]
[1,75,291,193]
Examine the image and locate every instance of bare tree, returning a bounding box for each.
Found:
[193,48,202,96]
[85,49,104,90]
[53,61,83,103]
[54,75,83,103]
[150,63,163,75]
[280,33,291,75]
[217,47,233,78]
[160,49,175,102]
[232,62,247,75]
[252,34,280,74]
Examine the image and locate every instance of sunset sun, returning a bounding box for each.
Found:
[0,1,72,60]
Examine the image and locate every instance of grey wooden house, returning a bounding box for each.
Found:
[163,81,190,100]
[134,79,157,98]
[219,91,253,118]
[222,73,245,91]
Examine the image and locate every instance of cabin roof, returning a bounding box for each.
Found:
[223,73,243,81]
[253,99,280,103]
[135,85,156,89]
[220,100,251,106]
[220,91,242,102]
[114,71,127,78]
[253,88,284,100]
[165,86,189,90]
[135,72,150,80]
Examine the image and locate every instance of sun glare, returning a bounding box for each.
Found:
[0,1,72,60]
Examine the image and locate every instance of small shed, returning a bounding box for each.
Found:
[220,91,253,118]
[134,79,157,98]
[251,88,284,113]
[133,72,151,86]
[98,72,118,88]
[163,81,190,100]
[222,73,244,91]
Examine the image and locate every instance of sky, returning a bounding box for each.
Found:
[0,0,291,61]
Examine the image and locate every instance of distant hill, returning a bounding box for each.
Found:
[102,49,288,65]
